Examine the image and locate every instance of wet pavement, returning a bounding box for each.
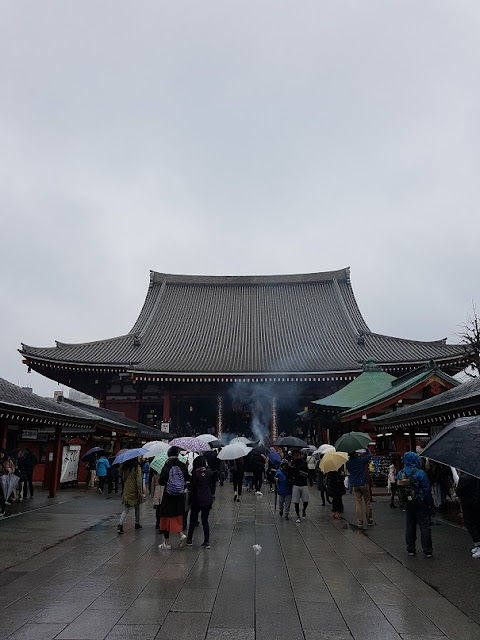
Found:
[0,483,479,640]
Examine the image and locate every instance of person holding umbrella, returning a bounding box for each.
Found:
[289,450,310,523]
[455,471,480,559]
[95,453,110,494]
[158,446,189,550]
[346,449,374,527]
[117,456,143,534]
[186,455,213,548]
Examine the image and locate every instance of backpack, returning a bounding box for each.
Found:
[398,469,419,502]
[166,463,185,495]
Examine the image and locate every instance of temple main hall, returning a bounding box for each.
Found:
[20,268,468,443]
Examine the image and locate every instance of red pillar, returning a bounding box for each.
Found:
[49,426,63,498]
[163,388,171,422]
[0,418,8,450]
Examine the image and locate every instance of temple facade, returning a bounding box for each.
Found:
[20,268,469,443]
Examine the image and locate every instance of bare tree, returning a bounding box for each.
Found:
[458,303,480,377]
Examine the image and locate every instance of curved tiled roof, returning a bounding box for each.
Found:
[20,269,468,375]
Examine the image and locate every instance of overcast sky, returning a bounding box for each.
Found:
[1,1,479,397]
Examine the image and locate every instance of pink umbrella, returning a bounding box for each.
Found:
[169,437,210,453]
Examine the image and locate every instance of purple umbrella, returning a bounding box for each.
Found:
[169,437,210,453]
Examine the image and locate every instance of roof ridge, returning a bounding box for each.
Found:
[149,268,350,286]
[332,277,360,337]
[364,331,450,346]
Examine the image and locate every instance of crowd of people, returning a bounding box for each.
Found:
[0,447,38,516]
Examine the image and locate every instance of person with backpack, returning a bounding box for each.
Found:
[186,456,213,548]
[455,471,480,559]
[275,458,292,519]
[117,457,143,534]
[397,451,433,557]
[158,446,189,550]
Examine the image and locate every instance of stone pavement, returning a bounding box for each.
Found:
[0,484,480,640]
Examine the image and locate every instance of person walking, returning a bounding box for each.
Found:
[388,455,400,508]
[252,450,266,496]
[158,446,189,550]
[397,452,433,558]
[289,450,309,523]
[231,456,244,502]
[141,458,150,497]
[326,469,346,519]
[346,450,374,527]
[275,459,292,520]
[117,457,143,533]
[0,449,12,516]
[18,448,37,499]
[306,452,317,487]
[186,456,213,548]
[316,457,331,506]
[151,469,163,532]
[456,471,480,559]
[96,454,110,494]
[243,452,254,492]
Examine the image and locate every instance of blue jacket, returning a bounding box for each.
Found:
[275,467,292,496]
[96,456,110,477]
[397,452,432,503]
[346,452,371,487]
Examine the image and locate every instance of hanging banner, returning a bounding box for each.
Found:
[60,445,81,483]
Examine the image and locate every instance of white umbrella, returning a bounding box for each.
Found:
[142,441,169,456]
[314,444,335,456]
[230,437,252,445]
[196,434,218,443]
[217,442,250,460]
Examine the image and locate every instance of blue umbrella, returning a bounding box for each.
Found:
[112,448,150,465]
[268,449,282,465]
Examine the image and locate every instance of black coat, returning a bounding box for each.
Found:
[326,470,346,497]
[190,466,213,508]
[159,458,189,518]
[456,473,480,508]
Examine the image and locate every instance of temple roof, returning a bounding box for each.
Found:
[339,361,459,421]
[0,378,159,437]
[20,268,468,377]
[371,376,480,428]
[312,358,396,410]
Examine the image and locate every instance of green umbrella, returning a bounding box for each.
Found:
[150,452,186,474]
[334,431,372,453]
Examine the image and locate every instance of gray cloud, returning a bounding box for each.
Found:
[1,1,479,396]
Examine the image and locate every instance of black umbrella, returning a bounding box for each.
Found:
[208,439,224,449]
[251,446,270,455]
[272,436,308,448]
[421,416,480,479]
[81,447,105,461]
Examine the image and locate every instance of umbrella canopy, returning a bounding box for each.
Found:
[252,446,270,455]
[301,446,316,453]
[272,436,308,448]
[169,437,210,452]
[142,441,170,456]
[217,442,250,460]
[229,436,252,445]
[335,432,372,453]
[320,451,349,473]
[421,416,480,479]
[112,448,150,466]
[268,448,282,465]
[150,451,187,474]
[314,444,336,458]
[81,447,104,460]
[208,439,223,449]
[196,434,218,443]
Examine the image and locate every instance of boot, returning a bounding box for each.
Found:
[117,524,124,534]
